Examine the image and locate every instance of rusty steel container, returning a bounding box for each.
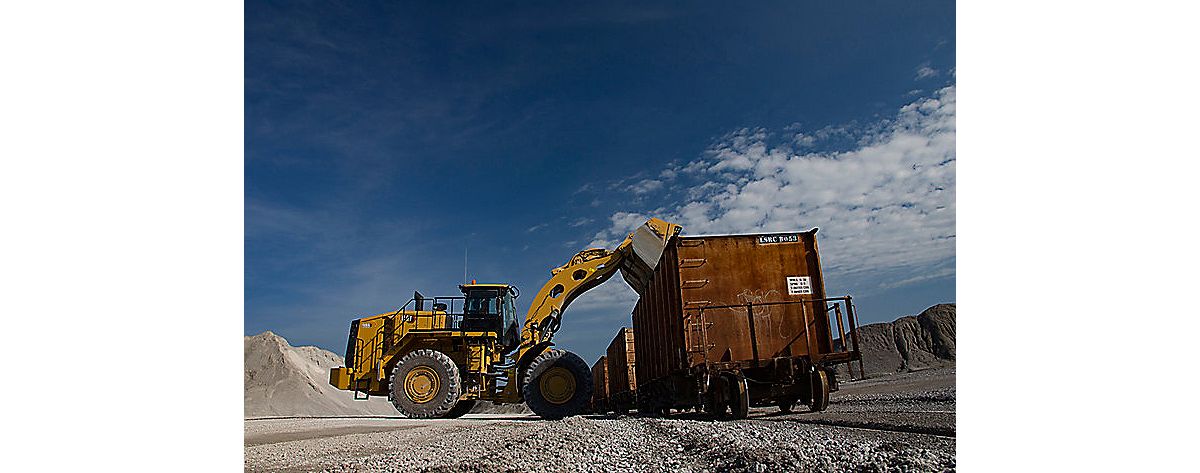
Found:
[605,327,637,411]
[630,229,861,415]
[590,356,609,413]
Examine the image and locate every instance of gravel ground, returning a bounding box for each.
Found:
[245,368,955,472]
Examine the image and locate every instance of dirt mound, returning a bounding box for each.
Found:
[837,304,955,377]
[244,331,398,417]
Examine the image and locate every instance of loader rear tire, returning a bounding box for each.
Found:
[523,349,592,420]
[388,349,463,419]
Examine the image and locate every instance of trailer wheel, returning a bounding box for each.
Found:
[704,377,729,417]
[808,370,830,412]
[778,398,798,413]
[388,349,463,419]
[637,382,672,416]
[523,349,593,419]
[442,399,476,418]
[728,373,750,419]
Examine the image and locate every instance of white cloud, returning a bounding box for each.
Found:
[565,277,639,312]
[587,211,648,248]
[572,183,594,195]
[596,85,956,294]
[916,65,939,80]
[879,266,956,290]
[568,217,594,227]
[627,178,664,194]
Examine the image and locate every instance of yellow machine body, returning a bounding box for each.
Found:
[330,219,683,411]
[330,285,511,401]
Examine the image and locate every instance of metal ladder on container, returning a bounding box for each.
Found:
[685,307,715,365]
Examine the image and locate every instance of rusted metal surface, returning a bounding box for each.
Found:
[679,231,830,366]
[605,327,637,400]
[591,356,609,408]
[698,298,859,367]
[631,242,686,387]
[630,230,862,410]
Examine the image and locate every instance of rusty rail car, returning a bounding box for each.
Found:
[630,229,862,418]
[590,356,609,414]
[605,327,637,414]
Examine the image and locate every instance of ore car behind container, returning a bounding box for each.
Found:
[604,327,637,414]
[590,356,609,414]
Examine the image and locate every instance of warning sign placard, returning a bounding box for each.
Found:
[786,276,812,295]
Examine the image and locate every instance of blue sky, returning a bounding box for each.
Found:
[246,0,956,363]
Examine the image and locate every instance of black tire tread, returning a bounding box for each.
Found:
[442,399,476,418]
[522,349,593,420]
[388,349,463,419]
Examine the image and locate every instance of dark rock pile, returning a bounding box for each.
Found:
[837,304,956,377]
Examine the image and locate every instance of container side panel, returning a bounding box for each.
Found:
[591,357,609,401]
[632,239,685,387]
[624,329,637,390]
[676,232,831,368]
[666,243,685,370]
[606,327,637,395]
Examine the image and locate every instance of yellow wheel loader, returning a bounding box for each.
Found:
[329,218,682,419]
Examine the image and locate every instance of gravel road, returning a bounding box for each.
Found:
[245,368,955,472]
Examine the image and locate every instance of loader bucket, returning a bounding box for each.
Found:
[619,221,677,297]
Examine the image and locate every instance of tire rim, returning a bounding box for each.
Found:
[539,366,576,405]
[404,366,440,404]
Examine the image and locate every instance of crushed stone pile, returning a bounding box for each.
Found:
[244,331,398,417]
[244,331,530,417]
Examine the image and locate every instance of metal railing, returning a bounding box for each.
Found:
[692,296,865,379]
[348,295,503,388]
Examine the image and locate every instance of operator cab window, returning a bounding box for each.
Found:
[465,290,499,315]
[462,289,501,331]
[500,292,519,349]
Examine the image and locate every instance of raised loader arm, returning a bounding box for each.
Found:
[514,218,682,365]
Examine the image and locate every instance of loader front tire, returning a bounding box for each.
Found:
[389,349,463,419]
[523,349,592,420]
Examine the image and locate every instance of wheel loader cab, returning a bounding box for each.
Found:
[459,284,520,351]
